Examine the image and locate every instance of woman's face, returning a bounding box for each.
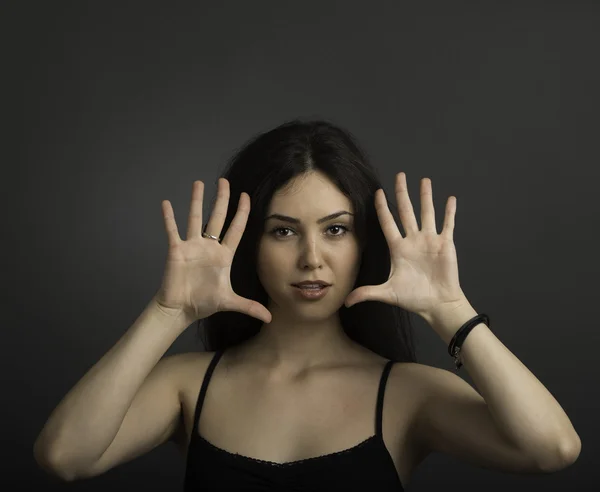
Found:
[256,171,362,316]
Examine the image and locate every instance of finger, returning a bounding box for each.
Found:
[420,178,438,234]
[374,188,403,245]
[202,178,230,240]
[346,284,392,307]
[220,191,250,252]
[442,196,456,239]
[161,200,182,248]
[186,180,205,240]
[248,301,272,324]
[395,172,419,235]
[225,293,272,324]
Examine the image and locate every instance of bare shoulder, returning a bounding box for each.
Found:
[392,361,462,406]
[168,350,217,393]
[167,350,217,452]
[389,361,561,475]
[387,362,483,459]
[385,361,438,465]
[168,350,215,370]
[387,361,447,423]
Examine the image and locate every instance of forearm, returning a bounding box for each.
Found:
[34,296,192,468]
[423,301,581,464]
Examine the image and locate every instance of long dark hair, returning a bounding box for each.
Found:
[196,119,417,363]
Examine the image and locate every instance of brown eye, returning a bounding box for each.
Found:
[270,227,292,238]
[328,225,349,236]
[269,225,350,238]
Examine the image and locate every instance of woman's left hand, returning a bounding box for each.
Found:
[344,172,467,318]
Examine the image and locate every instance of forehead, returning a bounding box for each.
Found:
[268,172,352,212]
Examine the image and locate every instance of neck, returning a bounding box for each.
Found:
[234,316,360,379]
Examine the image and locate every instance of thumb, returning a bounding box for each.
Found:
[230,293,272,324]
[345,285,384,308]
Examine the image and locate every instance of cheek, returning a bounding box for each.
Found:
[256,245,289,279]
[329,250,361,279]
[344,248,363,278]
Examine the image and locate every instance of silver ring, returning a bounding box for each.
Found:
[202,232,220,242]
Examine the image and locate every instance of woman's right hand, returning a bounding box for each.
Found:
[155,178,272,325]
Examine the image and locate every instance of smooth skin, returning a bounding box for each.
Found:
[35,178,272,481]
[157,179,272,324]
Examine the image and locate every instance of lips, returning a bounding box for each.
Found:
[293,284,331,299]
[292,283,331,288]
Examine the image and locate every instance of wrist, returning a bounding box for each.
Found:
[150,296,196,330]
[423,300,479,346]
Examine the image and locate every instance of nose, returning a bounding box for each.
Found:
[297,238,323,270]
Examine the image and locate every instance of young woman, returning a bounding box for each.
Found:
[34,120,580,490]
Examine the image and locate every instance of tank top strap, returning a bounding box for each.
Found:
[191,348,226,435]
[375,359,396,437]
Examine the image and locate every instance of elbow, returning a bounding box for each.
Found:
[559,435,582,468]
[538,435,582,473]
[33,441,78,482]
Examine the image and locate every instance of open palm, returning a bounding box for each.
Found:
[345,173,466,318]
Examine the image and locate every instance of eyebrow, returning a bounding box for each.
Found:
[264,211,354,224]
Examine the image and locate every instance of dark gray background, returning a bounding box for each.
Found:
[4,1,598,490]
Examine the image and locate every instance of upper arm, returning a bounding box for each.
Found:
[75,352,193,480]
[411,364,550,475]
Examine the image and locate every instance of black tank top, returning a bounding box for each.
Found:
[183,349,405,491]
